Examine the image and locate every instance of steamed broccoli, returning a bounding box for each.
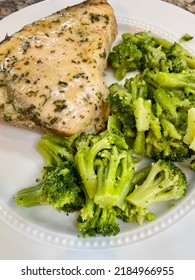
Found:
[115,202,155,225]
[169,43,195,69]
[77,196,120,237]
[145,130,191,161]
[94,146,135,208]
[146,69,195,90]
[115,164,156,224]
[126,159,187,208]
[109,70,195,161]
[75,116,136,208]
[108,32,143,80]
[183,107,195,151]
[108,31,195,80]
[115,159,187,225]
[14,132,84,214]
[37,133,78,165]
[108,83,136,137]
[15,161,84,213]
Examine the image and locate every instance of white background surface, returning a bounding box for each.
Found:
[0,0,195,259]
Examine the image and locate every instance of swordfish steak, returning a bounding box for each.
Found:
[0,0,117,135]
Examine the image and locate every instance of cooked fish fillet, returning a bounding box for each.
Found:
[0,0,117,135]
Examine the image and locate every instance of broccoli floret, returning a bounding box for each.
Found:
[14,161,84,213]
[108,83,136,137]
[75,116,135,208]
[94,146,135,208]
[38,133,78,165]
[152,87,190,122]
[77,197,120,237]
[132,97,152,154]
[169,42,195,69]
[134,97,151,131]
[108,34,143,80]
[108,77,150,139]
[75,132,123,200]
[115,202,155,225]
[124,74,149,102]
[149,87,190,139]
[145,130,191,161]
[108,31,194,80]
[137,38,168,72]
[126,159,187,208]
[115,164,155,224]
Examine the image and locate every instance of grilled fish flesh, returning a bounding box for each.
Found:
[0,0,117,135]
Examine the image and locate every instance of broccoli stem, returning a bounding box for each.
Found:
[14,184,48,207]
[183,107,195,151]
[153,88,178,119]
[155,71,195,89]
[133,97,151,131]
[133,131,146,155]
[153,37,172,50]
[75,136,112,199]
[126,163,173,208]
[94,147,126,208]
[131,166,151,187]
[94,147,135,208]
[161,117,181,140]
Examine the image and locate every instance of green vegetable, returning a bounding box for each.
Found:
[37,133,78,165]
[180,33,193,42]
[108,36,195,160]
[77,198,120,237]
[183,108,195,151]
[15,161,85,213]
[147,69,195,90]
[126,159,187,208]
[115,159,187,225]
[108,31,195,80]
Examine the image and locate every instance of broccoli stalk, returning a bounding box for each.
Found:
[133,97,151,155]
[115,164,155,224]
[169,42,195,69]
[94,147,135,208]
[126,159,187,208]
[75,134,112,199]
[183,107,195,151]
[134,97,151,132]
[151,70,195,89]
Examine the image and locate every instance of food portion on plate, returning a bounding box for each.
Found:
[1,0,195,238]
[0,0,117,135]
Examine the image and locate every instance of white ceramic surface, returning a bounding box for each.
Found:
[0,0,195,259]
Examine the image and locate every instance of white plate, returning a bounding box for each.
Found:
[1,0,195,254]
